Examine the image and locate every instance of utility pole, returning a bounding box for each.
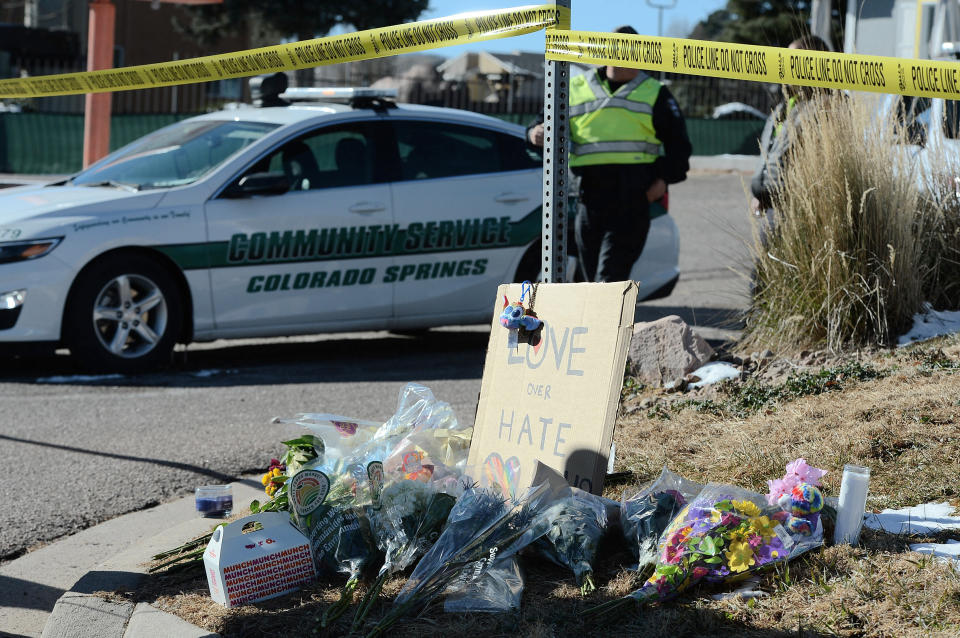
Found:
[541,0,571,283]
[82,0,115,168]
[645,0,677,38]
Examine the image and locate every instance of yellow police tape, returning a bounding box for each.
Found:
[0,4,568,99]
[547,30,960,101]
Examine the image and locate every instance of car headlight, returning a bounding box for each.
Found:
[0,289,25,310]
[0,237,63,264]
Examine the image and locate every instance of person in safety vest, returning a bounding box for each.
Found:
[527,25,692,283]
[750,35,832,233]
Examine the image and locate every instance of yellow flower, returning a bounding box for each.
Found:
[749,515,778,540]
[261,472,271,486]
[728,527,750,543]
[732,500,761,517]
[725,540,756,573]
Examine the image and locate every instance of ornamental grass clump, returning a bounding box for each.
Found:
[743,92,926,352]
[918,142,960,310]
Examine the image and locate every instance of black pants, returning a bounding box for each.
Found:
[574,176,652,283]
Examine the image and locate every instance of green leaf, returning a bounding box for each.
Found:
[704,556,723,564]
[656,564,680,576]
[250,499,261,513]
[698,536,720,556]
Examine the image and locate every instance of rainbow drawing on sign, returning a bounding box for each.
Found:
[483,452,522,498]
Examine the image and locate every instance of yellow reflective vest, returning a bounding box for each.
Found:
[569,68,663,167]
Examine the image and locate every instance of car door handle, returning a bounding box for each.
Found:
[348,202,387,214]
[494,192,529,204]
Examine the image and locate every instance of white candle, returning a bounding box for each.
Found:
[834,464,870,545]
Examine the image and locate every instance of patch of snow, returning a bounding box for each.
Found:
[897,304,960,346]
[863,502,960,535]
[909,539,960,571]
[36,374,124,383]
[688,362,740,388]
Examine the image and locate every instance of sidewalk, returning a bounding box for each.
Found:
[0,479,263,638]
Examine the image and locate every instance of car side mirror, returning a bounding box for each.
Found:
[223,171,290,198]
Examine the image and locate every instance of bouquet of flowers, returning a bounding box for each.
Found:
[250,434,321,514]
[351,392,472,629]
[529,488,611,594]
[285,457,381,627]
[364,479,561,638]
[316,383,472,627]
[586,483,824,618]
[621,467,702,574]
[351,477,460,630]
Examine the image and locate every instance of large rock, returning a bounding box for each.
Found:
[628,315,715,387]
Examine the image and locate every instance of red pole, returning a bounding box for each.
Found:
[82,0,115,168]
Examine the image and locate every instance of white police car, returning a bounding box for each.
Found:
[0,79,679,373]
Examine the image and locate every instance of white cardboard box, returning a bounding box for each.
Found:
[203,511,315,607]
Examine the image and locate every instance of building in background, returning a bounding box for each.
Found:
[843,0,960,59]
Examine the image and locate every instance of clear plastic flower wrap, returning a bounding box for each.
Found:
[271,413,381,462]
[587,482,824,619]
[443,555,525,613]
[621,467,703,572]
[285,457,381,625]
[364,479,563,638]
[529,487,610,594]
[326,383,472,627]
[350,475,461,630]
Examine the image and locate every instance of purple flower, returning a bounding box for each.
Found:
[720,513,741,528]
[754,537,786,564]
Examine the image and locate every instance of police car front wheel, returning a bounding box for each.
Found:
[65,254,183,373]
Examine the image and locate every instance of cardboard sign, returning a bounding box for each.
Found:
[203,512,315,607]
[467,282,637,496]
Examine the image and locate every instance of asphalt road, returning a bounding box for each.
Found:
[0,169,755,562]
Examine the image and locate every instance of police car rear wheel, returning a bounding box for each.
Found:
[66,254,183,373]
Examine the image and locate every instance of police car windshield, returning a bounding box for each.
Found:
[71,120,279,190]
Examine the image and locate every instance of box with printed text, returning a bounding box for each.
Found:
[202,511,316,607]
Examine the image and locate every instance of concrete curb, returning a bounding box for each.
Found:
[2,478,263,638]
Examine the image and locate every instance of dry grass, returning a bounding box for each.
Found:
[743,92,931,352]
[130,337,960,637]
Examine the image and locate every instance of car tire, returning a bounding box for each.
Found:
[65,253,183,374]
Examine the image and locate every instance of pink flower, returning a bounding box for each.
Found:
[785,458,827,486]
[766,475,800,505]
[720,513,741,527]
[655,575,674,595]
[748,534,763,547]
[692,566,710,579]
[662,543,684,564]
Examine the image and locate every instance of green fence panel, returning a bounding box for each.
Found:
[0,112,197,174]
[686,118,765,156]
[0,112,83,174]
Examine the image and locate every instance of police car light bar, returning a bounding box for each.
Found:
[279,87,399,101]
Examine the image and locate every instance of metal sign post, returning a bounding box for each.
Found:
[541,0,571,283]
